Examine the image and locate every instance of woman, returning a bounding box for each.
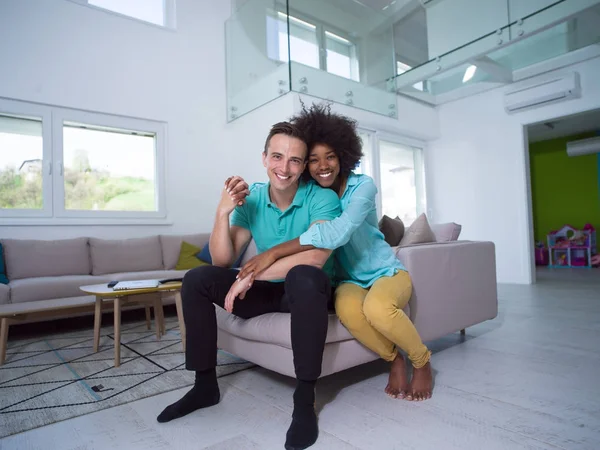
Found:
[237,103,433,401]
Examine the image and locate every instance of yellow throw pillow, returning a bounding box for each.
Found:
[175,241,209,270]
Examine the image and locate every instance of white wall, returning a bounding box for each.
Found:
[0,0,293,240]
[427,55,600,284]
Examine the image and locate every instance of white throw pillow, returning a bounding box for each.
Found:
[399,214,437,247]
[430,222,462,242]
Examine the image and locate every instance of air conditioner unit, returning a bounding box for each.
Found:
[504,72,580,114]
[566,135,600,157]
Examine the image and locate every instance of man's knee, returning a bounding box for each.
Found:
[183,264,213,286]
[182,265,228,303]
[285,265,330,294]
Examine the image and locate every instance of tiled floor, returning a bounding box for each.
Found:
[1,268,599,450]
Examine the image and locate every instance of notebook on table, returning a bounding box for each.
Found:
[112,280,160,291]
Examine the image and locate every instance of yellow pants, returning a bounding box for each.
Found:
[335,270,431,368]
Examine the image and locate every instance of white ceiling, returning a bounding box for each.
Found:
[357,0,397,10]
[527,108,600,143]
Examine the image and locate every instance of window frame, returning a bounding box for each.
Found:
[357,127,427,222]
[65,0,177,30]
[0,97,168,224]
[269,8,360,82]
[0,99,53,219]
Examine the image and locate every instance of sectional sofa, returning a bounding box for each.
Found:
[0,228,498,377]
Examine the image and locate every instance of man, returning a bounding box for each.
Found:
[157,122,341,450]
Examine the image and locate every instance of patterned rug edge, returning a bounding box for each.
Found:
[0,319,256,439]
[0,363,256,439]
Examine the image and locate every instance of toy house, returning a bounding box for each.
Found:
[547,224,597,268]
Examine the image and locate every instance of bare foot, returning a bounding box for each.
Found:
[384,354,409,399]
[407,362,433,401]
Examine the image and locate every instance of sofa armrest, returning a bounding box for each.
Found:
[394,241,498,342]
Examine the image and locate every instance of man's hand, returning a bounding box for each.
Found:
[217,176,249,215]
[224,273,253,313]
[237,250,277,285]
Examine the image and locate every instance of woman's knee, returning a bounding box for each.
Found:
[335,298,366,331]
[362,297,393,328]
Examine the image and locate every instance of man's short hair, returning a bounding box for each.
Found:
[263,121,307,155]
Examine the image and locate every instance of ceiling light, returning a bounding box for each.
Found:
[462,65,477,83]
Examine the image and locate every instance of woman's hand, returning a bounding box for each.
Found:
[225,176,250,207]
[216,176,249,216]
[237,251,277,284]
[224,273,253,313]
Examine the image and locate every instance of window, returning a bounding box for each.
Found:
[269,12,320,69]
[357,129,427,226]
[267,11,360,82]
[61,122,157,212]
[379,139,426,225]
[0,103,52,218]
[355,131,372,176]
[0,116,44,211]
[325,31,359,81]
[69,0,175,28]
[0,98,166,222]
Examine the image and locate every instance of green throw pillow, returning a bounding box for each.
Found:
[175,241,209,270]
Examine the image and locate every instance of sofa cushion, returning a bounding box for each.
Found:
[197,243,212,263]
[0,283,9,305]
[216,309,353,349]
[378,215,405,246]
[196,242,249,268]
[90,236,163,275]
[431,222,462,242]
[2,238,91,280]
[176,241,209,270]
[399,213,436,247]
[9,275,112,304]
[0,242,8,284]
[160,234,210,270]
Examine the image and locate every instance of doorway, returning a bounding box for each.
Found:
[525,108,600,283]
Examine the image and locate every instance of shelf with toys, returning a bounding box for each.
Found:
[546,224,596,268]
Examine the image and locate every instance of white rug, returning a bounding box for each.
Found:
[0,316,254,438]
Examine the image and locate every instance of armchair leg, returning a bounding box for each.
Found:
[460,328,466,336]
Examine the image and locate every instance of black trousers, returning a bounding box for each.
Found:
[181,264,332,381]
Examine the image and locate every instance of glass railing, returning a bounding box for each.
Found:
[286,0,397,117]
[226,0,397,122]
[393,0,600,102]
[225,0,290,121]
[226,0,600,120]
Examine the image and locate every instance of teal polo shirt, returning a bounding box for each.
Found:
[230,180,341,280]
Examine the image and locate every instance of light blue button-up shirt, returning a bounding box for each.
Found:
[299,173,406,288]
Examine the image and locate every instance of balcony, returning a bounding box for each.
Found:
[225,0,600,121]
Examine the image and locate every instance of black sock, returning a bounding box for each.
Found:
[285,380,318,450]
[156,368,220,423]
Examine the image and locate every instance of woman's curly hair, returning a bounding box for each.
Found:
[289,102,363,181]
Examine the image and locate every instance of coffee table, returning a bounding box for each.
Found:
[80,281,183,367]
